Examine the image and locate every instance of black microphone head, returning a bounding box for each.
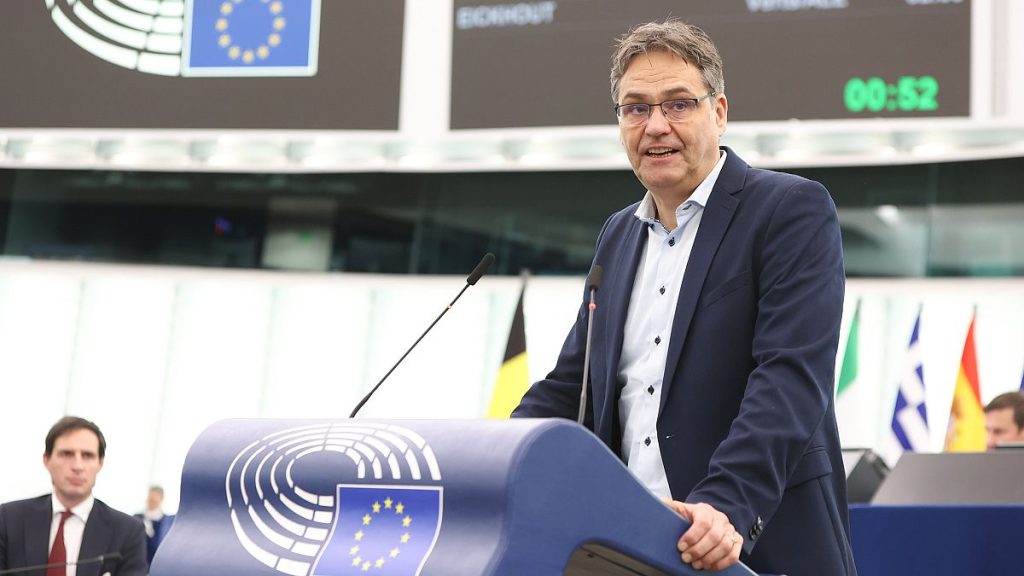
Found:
[587,264,603,292]
[100,552,123,563]
[466,253,495,285]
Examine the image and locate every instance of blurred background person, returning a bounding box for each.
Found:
[984,391,1024,450]
[134,486,174,567]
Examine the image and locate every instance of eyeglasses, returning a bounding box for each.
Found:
[613,92,716,126]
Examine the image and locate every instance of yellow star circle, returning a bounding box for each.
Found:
[216,0,286,65]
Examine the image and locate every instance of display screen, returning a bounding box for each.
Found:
[451,0,971,128]
[0,1,404,130]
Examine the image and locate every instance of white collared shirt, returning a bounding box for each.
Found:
[50,494,95,576]
[618,151,728,499]
[142,509,164,538]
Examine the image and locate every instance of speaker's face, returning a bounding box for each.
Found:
[617,51,727,209]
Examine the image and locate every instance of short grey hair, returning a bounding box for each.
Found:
[610,20,725,103]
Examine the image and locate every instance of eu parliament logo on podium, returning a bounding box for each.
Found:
[224,423,444,576]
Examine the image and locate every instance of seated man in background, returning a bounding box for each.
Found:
[0,416,146,576]
[134,485,175,566]
[984,391,1024,450]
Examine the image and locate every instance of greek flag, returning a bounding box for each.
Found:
[889,311,929,456]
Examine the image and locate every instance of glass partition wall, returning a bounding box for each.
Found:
[2,155,1022,277]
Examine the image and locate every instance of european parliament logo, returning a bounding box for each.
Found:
[225,423,444,576]
[44,0,321,77]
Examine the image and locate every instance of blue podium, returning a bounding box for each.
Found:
[850,504,1024,576]
[151,418,756,576]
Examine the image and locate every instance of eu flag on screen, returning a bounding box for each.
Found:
[183,0,320,76]
[312,485,442,576]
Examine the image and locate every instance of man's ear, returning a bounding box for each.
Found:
[713,93,728,135]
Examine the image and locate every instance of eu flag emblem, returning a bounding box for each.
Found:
[183,0,321,77]
[312,485,443,576]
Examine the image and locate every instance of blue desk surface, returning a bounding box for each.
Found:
[850,504,1024,576]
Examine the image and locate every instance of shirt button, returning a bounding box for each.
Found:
[668,238,676,247]
[647,385,655,395]
[644,437,651,446]
[659,286,665,295]
[654,336,661,345]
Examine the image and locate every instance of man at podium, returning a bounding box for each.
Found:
[513,19,856,576]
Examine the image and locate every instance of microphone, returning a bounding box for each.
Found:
[348,253,495,418]
[577,264,603,426]
[466,254,492,285]
[0,552,123,575]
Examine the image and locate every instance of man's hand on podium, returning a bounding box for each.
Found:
[664,500,743,572]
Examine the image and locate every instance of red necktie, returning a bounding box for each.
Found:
[47,511,72,576]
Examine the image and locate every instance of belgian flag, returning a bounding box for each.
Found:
[486,275,529,418]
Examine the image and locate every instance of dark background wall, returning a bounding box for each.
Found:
[2,156,1022,277]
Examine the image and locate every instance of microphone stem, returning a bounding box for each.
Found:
[577,287,596,426]
[0,556,108,575]
[349,282,471,418]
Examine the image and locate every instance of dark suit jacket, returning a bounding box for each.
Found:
[0,495,147,576]
[131,513,174,566]
[513,148,856,576]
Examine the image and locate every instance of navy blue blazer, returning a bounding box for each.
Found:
[132,512,174,566]
[513,148,856,576]
[0,495,147,576]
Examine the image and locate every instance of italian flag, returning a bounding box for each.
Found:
[837,301,860,399]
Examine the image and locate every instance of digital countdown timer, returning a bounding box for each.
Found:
[844,76,940,113]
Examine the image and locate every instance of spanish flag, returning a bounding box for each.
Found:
[485,277,529,419]
[944,312,986,451]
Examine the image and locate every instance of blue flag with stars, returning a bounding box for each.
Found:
[184,0,320,76]
[312,485,442,576]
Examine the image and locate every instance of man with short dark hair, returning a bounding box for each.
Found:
[514,19,855,576]
[0,416,147,576]
[984,391,1024,450]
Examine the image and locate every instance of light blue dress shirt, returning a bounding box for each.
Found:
[618,151,728,499]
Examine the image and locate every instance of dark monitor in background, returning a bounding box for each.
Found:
[993,442,1024,450]
[842,448,890,504]
[872,452,1024,504]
